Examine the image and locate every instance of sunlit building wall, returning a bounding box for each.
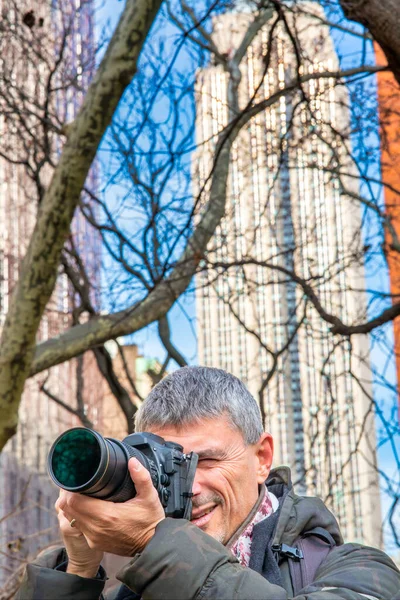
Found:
[375,43,400,416]
[195,6,381,547]
[0,0,101,584]
[101,342,167,440]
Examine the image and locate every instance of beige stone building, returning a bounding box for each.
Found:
[101,342,165,440]
[99,342,167,594]
[195,5,382,547]
[0,0,102,587]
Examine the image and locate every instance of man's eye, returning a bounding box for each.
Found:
[198,458,218,465]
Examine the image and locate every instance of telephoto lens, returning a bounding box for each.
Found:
[48,428,154,503]
[48,427,198,518]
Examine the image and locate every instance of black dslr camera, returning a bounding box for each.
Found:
[48,428,198,519]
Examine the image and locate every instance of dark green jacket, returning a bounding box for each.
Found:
[16,467,400,600]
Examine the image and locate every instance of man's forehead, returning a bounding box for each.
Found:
[149,417,242,452]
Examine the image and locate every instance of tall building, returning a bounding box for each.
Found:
[195,5,381,546]
[0,0,102,587]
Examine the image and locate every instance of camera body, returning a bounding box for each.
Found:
[48,427,198,520]
[121,431,197,518]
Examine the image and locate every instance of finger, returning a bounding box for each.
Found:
[59,491,108,518]
[57,509,84,537]
[55,489,69,513]
[128,458,157,499]
[57,490,76,513]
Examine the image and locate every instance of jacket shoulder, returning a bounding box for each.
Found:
[309,542,400,599]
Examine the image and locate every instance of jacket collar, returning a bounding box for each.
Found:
[227,466,343,549]
[266,467,343,547]
[225,484,266,548]
[225,466,291,548]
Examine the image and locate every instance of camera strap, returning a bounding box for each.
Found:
[182,451,198,520]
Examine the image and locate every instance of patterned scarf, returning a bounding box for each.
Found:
[230,488,278,567]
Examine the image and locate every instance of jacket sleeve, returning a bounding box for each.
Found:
[302,542,400,600]
[15,546,108,600]
[116,519,400,600]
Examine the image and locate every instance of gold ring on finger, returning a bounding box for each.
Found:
[70,518,77,528]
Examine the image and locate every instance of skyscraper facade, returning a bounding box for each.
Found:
[195,5,381,547]
[0,0,102,585]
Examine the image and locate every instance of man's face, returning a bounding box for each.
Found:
[150,415,273,544]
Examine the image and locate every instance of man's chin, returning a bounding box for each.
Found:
[191,508,226,543]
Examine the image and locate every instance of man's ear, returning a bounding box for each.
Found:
[255,432,274,484]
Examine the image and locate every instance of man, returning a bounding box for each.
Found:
[17,367,400,599]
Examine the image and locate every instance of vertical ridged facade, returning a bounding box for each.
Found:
[195,6,381,547]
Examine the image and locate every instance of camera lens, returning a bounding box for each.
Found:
[50,428,102,488]
[48,427,151,502]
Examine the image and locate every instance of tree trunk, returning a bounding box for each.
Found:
[0,0,163,451]
[340,0,400,85]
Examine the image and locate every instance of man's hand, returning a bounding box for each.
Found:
[57,457,165,557]
[55,498,104,578]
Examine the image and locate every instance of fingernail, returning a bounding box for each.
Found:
[131,458,141,471]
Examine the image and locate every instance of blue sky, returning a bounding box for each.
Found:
[93,0,399,552]
[95,0,197,365]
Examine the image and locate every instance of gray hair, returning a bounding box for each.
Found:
[134,366,263,444]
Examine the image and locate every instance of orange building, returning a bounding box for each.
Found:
[375,44,400,410]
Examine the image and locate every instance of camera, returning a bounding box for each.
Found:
[47,427,198,519]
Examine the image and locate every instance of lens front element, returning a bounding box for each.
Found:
[51,429,101,488]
